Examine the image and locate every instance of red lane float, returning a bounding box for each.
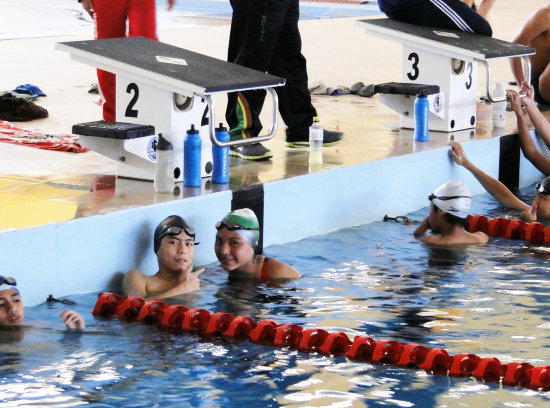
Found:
[92,293,550,392]
[468,214,549,244]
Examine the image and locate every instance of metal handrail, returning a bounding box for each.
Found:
[206,88,280,148]
[481,55,531,102]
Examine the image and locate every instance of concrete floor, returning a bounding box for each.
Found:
[0,0,547,231]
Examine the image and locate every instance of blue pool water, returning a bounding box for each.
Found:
[2,186,550,407]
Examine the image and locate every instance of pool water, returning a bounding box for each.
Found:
[2,187,550,407]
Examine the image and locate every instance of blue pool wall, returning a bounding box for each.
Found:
[2,131,545,306]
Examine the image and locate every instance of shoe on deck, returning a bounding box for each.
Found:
[286,128,344,148]
[229,143,273,161]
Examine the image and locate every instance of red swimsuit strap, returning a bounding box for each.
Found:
[261,257,270,282]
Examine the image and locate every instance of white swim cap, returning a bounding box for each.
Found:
[429,180,471,219]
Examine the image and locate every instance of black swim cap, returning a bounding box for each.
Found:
[153,215,196,253]
[536,177,550,195]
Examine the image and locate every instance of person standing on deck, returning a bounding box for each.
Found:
[79,0,175,122]
[225,0,344,161]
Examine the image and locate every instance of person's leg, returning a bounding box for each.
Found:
[226,0,285,141]
[268,0,316,137]
[127,0,158,40]
[533,65,550,105]
[391,0,492,36]
[94,0,128,121]
[269,0,343,147]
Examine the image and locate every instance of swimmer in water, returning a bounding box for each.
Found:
[450,141,550,222]
[414,180,489,245]
[0,276,85,329]
[123,215,204,300]
[214,208,301,281]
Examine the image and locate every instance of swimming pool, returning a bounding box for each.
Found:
[2,185,550,407]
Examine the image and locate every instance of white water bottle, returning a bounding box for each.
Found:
[309,117,323,165]
[492,82,506,128]
[154,133,174,193]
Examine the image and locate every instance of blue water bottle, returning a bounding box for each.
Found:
[212,123,230,184]
[184,124,202,187]
[414,91,429,142]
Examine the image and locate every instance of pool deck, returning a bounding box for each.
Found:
[1,0,549,305]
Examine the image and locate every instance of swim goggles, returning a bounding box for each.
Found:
[0,276,16,287]
[215,221,259,231]
[536,182,550,195]
[428,193,470,201]
[157,225,199,244]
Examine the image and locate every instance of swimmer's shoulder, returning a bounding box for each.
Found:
[268,257,301,280]
[472,231,490,244]
[122,269,150,297]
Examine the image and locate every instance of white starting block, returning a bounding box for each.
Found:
[56,37,284,181]
[357,18,535,132]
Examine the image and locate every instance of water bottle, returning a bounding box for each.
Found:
[309,117,323,165]
[492,82,506,128]
[414,91,429,142]
[184,124,201,187]
[212,123,230,184]
[154,133,174,193]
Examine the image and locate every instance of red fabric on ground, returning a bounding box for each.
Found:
[0,120,89,153]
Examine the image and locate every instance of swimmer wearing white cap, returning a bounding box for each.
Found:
[414,181,489,245]
[214,208,301,282]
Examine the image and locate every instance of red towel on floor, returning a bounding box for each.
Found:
[0,120,88,153]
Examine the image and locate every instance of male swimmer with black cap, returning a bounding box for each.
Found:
[214,208,301,281]
[122,215,204,300]
[0,276,85,329]
[450,141,550,222]
[414,180,489,245]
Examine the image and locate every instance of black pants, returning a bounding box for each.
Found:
[226,0,316,140]
[388,0,492,37]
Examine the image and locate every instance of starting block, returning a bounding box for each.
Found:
[357,18,534,132]
[56,37,284,181]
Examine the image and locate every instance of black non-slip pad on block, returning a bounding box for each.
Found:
[377,82,440,96]
[72,120,155,140]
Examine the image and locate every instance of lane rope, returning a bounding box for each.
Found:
[92,292,550,391]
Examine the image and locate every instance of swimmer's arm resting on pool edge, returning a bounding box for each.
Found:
[449,142,532,209]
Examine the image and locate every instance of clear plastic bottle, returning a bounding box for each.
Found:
[184,124,202,187]
[154,133,174,193]
[492,82,506,128]
[309,117,323,165]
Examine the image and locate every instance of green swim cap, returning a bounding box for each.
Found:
[216,208,260,251]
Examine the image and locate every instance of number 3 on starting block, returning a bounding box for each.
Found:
[401,41,478,131]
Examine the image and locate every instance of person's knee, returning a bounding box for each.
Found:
[538,66,550,102]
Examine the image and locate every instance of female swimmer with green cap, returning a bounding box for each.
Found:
[214,209,301,281]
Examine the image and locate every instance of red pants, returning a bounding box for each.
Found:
[94,0,158,122]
